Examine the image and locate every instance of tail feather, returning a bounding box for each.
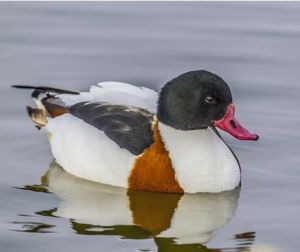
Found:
[26,106,48,128]
[12,85,79,95]
[13,85,76,128]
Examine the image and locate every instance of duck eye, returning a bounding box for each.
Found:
[205,96,217,105]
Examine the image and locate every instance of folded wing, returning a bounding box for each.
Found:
[70,102,154,155]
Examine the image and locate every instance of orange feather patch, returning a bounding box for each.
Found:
[127,189,182,235]
[43,98,69,117]
[128,121,183,193]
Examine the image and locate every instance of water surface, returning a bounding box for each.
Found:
[1,2,300,251]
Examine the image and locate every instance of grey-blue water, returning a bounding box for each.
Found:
[1,2,300,252]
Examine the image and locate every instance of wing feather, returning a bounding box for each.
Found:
[59,82,158,113]
[70,102,155,155]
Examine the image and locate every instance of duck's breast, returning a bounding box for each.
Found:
[158,122,240,193]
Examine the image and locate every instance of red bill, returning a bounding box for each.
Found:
[213,104,259,141]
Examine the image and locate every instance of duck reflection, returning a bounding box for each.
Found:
[19,161,255,251]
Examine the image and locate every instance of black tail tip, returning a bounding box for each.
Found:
[12,84,79,95]
[12,85,36,89]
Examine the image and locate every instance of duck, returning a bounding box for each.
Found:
[13,70,258,193]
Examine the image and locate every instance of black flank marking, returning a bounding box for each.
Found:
[70,102,154,155]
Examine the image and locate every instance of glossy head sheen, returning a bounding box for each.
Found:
[157,70,232,130]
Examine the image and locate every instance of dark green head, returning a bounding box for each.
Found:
[157,70,232,130]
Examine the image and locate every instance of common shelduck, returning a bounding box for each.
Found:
[13,70,258,193]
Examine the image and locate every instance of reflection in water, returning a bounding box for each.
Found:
[16,161,256,251]
[12,221,55,233]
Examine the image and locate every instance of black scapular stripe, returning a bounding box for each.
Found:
[70,102,154,155]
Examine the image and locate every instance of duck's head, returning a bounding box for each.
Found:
[157,70,258,140]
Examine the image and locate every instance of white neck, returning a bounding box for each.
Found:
[158,122,240,193]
